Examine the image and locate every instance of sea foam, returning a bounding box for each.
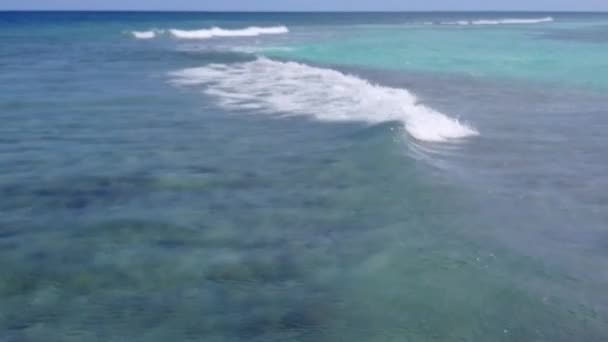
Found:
[169,58,478,142]
[437,17,554,26]
[168,26,289,39]
[131,30,158,39]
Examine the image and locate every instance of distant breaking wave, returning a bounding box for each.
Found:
[131,30,161,39]
[131,26,289,40]
[169,26,289,39]
[427,17,554,26]
[169,58,478,142]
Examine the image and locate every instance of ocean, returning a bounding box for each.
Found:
[1,11,607,341]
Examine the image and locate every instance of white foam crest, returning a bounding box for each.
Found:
[169,58,478,142]
[472,17,554,25]
[168,26,289,39]
[131,30,157,39]
[229,46,295,54]
[440,17,554,26]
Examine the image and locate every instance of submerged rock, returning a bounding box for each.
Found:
[206,262,254,283]
[280,302,333,332]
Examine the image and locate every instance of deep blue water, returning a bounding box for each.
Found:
[1,11,608,342]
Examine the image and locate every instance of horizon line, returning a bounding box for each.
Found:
[1,9,607,13]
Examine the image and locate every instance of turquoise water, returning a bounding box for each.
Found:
[270,22,608,89]
[1,12,608,341]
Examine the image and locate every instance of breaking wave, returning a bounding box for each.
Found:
[130,26,289,40]
[168,26,289,39]
[168,58,478,142]
[131,30,159,39]
[427,17,554,26]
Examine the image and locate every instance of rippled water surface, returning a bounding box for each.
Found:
[1,11,608,341]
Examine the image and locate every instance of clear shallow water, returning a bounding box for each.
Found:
[1,11,608,341]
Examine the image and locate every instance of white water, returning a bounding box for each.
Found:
[472,17,554,25]
[169,58,478,142]
[433,17,554,26]
[168,26,289,39]
[131,30,158,39]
